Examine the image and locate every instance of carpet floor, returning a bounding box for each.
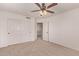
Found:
[0,40,79,56]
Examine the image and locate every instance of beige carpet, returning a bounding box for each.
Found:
[0,40,79,56]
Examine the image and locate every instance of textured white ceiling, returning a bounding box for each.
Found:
[0,3,79,18]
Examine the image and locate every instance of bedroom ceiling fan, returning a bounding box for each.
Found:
[31,3,58,16]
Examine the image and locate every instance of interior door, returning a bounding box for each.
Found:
[8,19,30,44]
[8,19,26,44]
[7,19,35,45]
[8,19,19,44]
[43,22,49,41]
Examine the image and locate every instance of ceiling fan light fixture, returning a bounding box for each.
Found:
[40,11,44,16]
[43,10,47,15]
[33,3,58,16]
[40,10,47,16]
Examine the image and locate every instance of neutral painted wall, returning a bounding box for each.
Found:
[1,7,79,51]
[48,8,79,51]
[0,11,35,48]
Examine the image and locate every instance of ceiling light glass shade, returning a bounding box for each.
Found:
[40,10,47,16]
[40,11,43,16]
[43,10,47,15]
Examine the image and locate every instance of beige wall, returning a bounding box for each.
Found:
[0,11,35,48]
[48,8,79,51]
[0,7,79,51]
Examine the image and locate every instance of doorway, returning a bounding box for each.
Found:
[37,23,43,40]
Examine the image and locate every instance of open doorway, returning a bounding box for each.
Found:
[37,23,43,40]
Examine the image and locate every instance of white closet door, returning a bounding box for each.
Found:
[7,19,35,45]
[7,19,15,45]
[49,22,54,42]
[43,22,49,41]
[0,17,8,47]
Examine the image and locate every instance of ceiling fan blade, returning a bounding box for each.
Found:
[35,3,41,9]
[42,3,45,7]
[46,10,54,13]
[47,3,58,9]
[31,10,40,12]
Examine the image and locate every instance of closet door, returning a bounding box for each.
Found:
[8,19,17,44]
[7,19,35,45]
[0,17,8,47]
[8,19,24,44]
[49,22,54,42]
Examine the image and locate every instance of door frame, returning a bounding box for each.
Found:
[35,21,49,41]
[37,23,43,40]
[35,22,43,40]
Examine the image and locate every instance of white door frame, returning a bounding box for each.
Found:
[35,19,49,41]
[35,22,43,40]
